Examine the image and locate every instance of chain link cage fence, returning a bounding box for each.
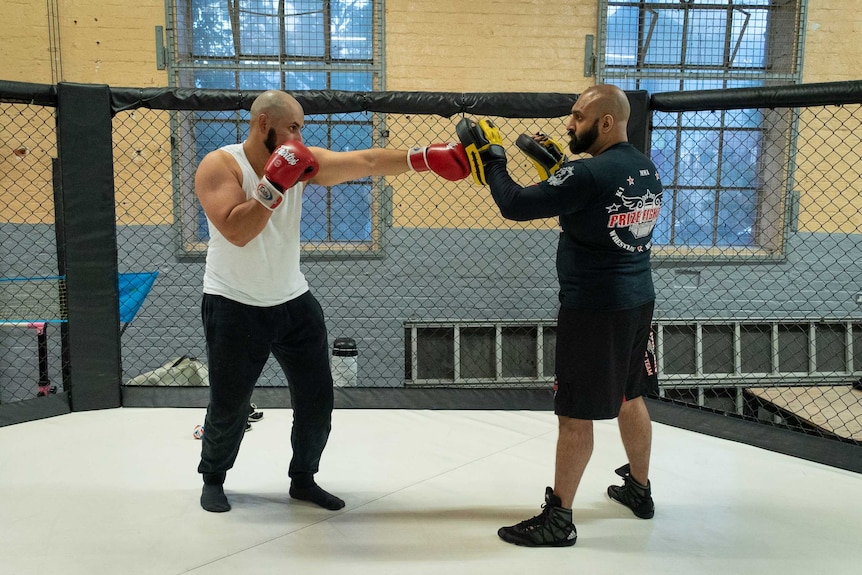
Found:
[1,81,861,449]
[0,101,64,403]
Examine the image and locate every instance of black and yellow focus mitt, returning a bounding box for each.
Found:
[455,117,507,185]
[515,133,567,181]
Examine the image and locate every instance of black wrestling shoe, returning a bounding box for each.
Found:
[607,463,654,519]
[248,402,263,423]
[497,487,577,547]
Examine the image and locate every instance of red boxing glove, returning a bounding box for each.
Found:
[408,142,471,181]
[253,141,320,210]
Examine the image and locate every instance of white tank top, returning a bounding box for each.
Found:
[202,143,309,306]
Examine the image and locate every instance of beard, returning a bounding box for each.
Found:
[568,119,599,154]
[264,127,278,154]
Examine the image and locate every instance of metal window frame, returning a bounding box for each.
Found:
[163,0,385,258]
[596,0,808,256]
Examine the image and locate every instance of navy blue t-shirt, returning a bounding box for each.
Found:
[485,142,663,311]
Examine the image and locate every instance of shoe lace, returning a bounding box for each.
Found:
[513,503,552,530]
[620,475,652,508]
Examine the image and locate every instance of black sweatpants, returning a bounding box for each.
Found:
[197,291,334,488]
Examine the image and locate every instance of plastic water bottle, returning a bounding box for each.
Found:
[331,337,358,387]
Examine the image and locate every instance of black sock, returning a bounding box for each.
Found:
[201,484,231,513]
[289,483,345,510]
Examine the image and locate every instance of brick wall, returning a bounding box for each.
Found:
[4,1,859,87]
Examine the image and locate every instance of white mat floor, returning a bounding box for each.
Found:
[1,407,859,575]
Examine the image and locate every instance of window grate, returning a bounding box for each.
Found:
[405,317,862,389]
[598,0,806,250]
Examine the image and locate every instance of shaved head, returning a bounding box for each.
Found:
[566,84,631,155]
[579,84,630,125]
[250,90,304,126]
[243,90,307,163]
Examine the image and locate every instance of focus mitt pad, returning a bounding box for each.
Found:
[456,117,507,186]
[515,133,567,181]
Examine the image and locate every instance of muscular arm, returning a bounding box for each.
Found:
[306,147,409,187]
[195,150,271,247]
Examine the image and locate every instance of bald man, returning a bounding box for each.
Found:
[458,85,663,547]
[195,90,468,513]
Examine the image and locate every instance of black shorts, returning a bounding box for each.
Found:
[553,301,657,420]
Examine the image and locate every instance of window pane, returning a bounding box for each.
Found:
[194,67,236,89]
[606,6,639,67]
[285,0,325,57]
[417,328,454,380]
[613,78,636,90]
[193,112,249,147]
[194,120,238,161]
[285,69,326,90]
[650,128,677,183]
[331,183,372,241]
[331,0,373,60]
[731,8,768,69]
[192,0,234,57]
[724,107,762,129]
[663,325,696,375]
[301,184,329,241]
[726,78,764,90]
[502,327,537,378]
[703,325,734,374]
[637,77,680,96]
[678,130,719,187]
[652,110,678,129]
[239,1,279,55]
[716,189,757,246]
[681,78,725,91]
[687,9,728,66]
[542,326,556,377]
[651,194,673,245]
[817,325,847,372]
[330,122,372,152]
[331,70,373,91]
[679,108,721,129]
[643,9,684,66]
[239,69,280,90]
[720,130,760,188]
[460,327,495,379]
[662,187,679,246]
[302,122,330,148]
[674,189,715,246]
[741,325,772,373]
[196,209,210,242]
[778,326,808,373]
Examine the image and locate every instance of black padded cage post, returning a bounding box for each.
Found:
[55,82,122,411]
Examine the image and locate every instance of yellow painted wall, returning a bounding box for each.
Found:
[385,0,595,94]
[1,0,860,231]
[803,2,862,84]
[796,2,862,232]
[6,1,53,83]
[3,0,166,86]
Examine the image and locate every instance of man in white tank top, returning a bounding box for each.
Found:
[195,90,470,513]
